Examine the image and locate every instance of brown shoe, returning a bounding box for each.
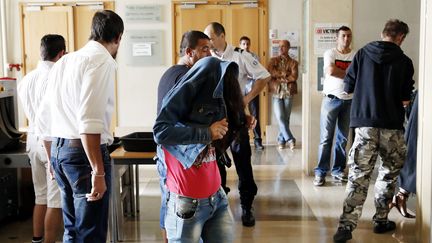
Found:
[390,191,415,218]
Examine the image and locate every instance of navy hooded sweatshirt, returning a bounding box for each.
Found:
[344,41,414,129]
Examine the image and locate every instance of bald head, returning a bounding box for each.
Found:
[279,40,290,57]
[204,22,226,52]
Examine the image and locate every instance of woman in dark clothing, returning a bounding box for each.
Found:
[390,91,418,218]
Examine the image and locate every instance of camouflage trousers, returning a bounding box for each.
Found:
[338,127,406,230]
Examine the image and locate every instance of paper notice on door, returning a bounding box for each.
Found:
[133,43,152,56]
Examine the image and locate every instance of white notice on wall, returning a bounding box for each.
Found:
[282,31,300,47]
[133,43,152,56]
[314,23,348,55]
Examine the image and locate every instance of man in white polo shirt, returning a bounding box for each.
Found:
[204,22,271,227]
[18,34,65,243]
[37,10,123,242]
[313,26,355,187]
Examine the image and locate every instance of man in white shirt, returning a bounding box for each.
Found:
[313,26,355,187]
[204,22,271,227]
[18,34,65,243]
[38,10,123,242]
[239,36,264,150]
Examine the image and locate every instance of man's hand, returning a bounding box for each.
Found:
[48,159,55,180]
[86,173,107,201]
[246,115,257,129]
[81,133,106,202]
[210,118,229,140]
[402,100,410,108]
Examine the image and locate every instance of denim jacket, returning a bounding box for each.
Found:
[153,57,239,169]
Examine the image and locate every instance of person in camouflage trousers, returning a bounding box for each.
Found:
[333,19,415,243]
[340,128,406,228]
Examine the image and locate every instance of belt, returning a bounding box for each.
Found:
[67,139,83,148]
[168,187,224,204]
[55,137,109,148]
[326,94,340,100]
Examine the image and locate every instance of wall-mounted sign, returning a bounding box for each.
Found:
[133,43,152,56]
[125,4,162,22]
[125,30,163,66]
[314,23,348,55]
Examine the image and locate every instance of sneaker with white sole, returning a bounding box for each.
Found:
[313,175,325,186]
[332,172,348,182]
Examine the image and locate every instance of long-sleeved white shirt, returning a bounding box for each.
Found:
[36,41,117,145]
[17,60,54,134]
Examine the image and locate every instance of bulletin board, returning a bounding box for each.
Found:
[124,30,164,66]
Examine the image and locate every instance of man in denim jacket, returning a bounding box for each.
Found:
[154,57,254,242]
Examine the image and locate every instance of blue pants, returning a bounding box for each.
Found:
[165,189,233,243]
[315,97,351,176]
[156,153,168,229]
[273,97,295,144]
[51,138,111,243]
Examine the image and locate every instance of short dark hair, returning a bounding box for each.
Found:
[89,10,124,43]
[382,19,409,40]
[179,31,210,56]
[336,26,351,36]
[239,36,250,43]
[40,34,66,61]
[209,22,225,36]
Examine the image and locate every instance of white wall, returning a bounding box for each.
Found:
[115,0,172,131]
[353,0,420,84]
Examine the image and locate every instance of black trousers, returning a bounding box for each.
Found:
[248,94,262,142]
[219,127,258,210]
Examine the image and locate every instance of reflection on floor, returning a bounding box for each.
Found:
[0,146,417,242]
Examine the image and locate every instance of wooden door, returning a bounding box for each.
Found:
[172,0,269,140]
[73,2,114,50]
[19,1,117,129]
[230,8,259,54]
[173,5,223,62]
[20,5,74,74]
[172,0,267,64]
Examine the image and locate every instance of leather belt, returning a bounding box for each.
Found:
[326,94,340,100]
[67,139,83,148]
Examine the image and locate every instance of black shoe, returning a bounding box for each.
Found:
[333,227,352,243]
[241,208,255,227]
[373,220,396,234]
[254,140,264,150]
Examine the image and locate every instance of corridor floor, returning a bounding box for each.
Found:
[0,145,416,243]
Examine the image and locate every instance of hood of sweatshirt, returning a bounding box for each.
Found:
[363,41,404,64]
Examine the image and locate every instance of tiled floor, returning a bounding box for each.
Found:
[0,146,417,242]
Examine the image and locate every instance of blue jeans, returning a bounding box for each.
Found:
[273,97,295,144]
[156,154,168,229]
[165,188,233,243]
[315,97,351,177]
[51,138,111,243]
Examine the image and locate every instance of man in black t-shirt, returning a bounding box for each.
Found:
[157,31,211,113]
[156,30,211,243]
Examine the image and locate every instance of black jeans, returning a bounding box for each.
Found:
[219,127,258,210]
[248,94,262,142]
